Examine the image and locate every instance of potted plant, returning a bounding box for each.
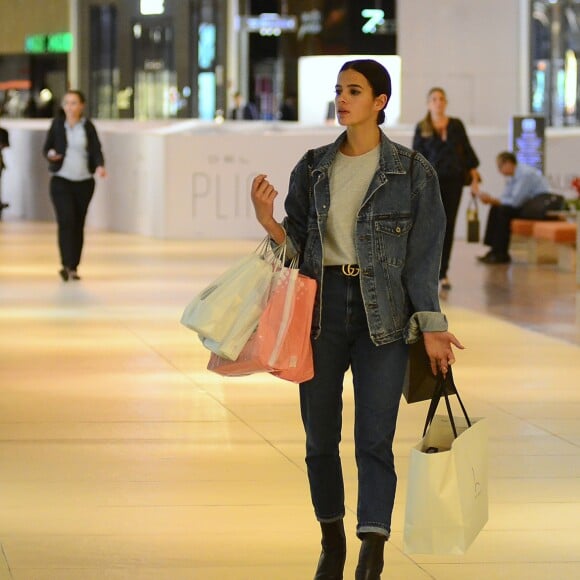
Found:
[568,177,580,211]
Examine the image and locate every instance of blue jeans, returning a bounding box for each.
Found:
[299,267,408,539]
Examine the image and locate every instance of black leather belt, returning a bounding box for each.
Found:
[325,264,360,277]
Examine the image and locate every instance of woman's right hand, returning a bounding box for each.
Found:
[250,174,286,244]
[251,174,278,226]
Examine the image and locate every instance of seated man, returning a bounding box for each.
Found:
[476,151,549,264]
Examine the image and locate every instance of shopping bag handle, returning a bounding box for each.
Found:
[422,373,472,438]
[257,235,287,272]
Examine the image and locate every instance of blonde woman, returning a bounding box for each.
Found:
[413,87,480,290]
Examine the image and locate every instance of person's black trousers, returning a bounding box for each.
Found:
[437,175,464,279]
[50,176,95,270]
[483,204,520,256]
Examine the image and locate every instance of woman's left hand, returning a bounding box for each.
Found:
[96,166,107,178]
[423,331,465,376]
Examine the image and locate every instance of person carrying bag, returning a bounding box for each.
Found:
[404,375,488,555]
[250,60,464,579]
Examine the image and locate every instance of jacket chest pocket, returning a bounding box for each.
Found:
[374,217,412,267]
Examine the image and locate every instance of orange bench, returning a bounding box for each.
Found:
[532,221,576,244]
[531,221,577,272]
[510,219,557,263]
[510,218,577,270]
[511,219,540,237]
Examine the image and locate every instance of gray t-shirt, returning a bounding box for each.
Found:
[324,144,380,265]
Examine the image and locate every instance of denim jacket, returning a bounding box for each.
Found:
[281,131,448,346]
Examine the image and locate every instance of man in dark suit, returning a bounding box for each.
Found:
[229,92,259,120]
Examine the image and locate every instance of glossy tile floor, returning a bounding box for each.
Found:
[1,221,579,580]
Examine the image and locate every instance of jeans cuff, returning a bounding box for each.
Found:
[356,525,390,540]
[317,513,345,523]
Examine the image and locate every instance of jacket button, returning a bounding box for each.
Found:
[395,226,401,233]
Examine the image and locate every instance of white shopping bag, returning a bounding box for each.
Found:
[180,238,284,360]
[403,413,488,555]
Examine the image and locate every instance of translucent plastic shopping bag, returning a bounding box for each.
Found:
[207,264,316,383]
[180,238,283,360]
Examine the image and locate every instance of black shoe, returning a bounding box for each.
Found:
[0,202,8,210]
[314,520,346,580]
[69,270,81,280]
[478,252,511,264]
[59,268,69,281]
[355,533,386,580]
[476,250,493,262]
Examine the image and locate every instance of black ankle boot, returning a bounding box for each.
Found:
[313,520,346,580]
[354,532,386,580]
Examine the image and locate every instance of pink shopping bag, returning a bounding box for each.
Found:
[207,268,316,383]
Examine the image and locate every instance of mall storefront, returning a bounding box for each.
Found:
[531,0,580,127]
[76,0,227,120]
[75,0,397,121]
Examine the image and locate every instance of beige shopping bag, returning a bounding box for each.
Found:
[403,411,488,555]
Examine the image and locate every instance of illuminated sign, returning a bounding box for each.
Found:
[360,7,396,36]
[245,13,297,37]
[510,115,545,173]
[140,0,165,15]
[361,9,385,34]
[25,34,46,53]
[25,32,73,53]
[298,10,322,40]
[47,33,73,53]
[564,49,577,117]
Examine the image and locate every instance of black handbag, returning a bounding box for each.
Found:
[518,192,565,220]
[466,196,480,243]
[403,340,457,404]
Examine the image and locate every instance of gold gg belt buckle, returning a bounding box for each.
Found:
[341,264,360,276]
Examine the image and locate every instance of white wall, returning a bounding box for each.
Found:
[2,120,578,242]
[398,0,528,127]
[298,55,402,126]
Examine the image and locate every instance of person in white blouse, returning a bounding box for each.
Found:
[43,90,106,281]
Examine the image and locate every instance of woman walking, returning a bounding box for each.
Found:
[250,60,463,579]
[413,87,480,290]
[43,90,106,281]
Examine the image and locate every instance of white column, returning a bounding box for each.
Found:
[518,0,530,115]
[68,0,79,88]
[227,0,240,110]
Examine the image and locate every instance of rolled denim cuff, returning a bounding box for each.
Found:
[405,311,448,344]
[284,237,298,260]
